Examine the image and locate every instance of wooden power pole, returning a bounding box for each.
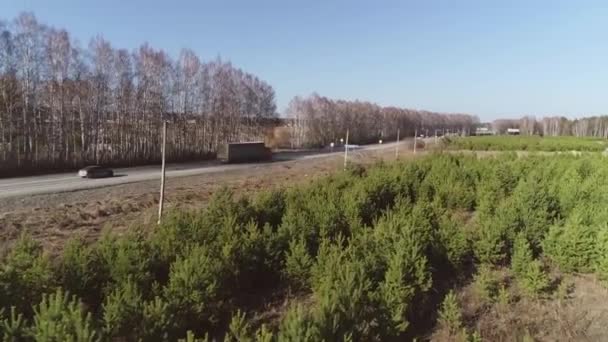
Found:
[344,129,349,170]
[414,128,417,154]
[395,128,400,158]
[158,121,167,225]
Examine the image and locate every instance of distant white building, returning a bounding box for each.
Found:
[507,128,520,135]
[475,127,495,136]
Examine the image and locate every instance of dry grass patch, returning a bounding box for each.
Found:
[434,273,608,341]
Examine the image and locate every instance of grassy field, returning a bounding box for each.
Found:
[442,135,608,152]
[2,152,608,340]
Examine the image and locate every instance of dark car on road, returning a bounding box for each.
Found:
[78,165,114,178]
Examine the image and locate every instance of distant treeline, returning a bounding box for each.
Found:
[0,13,277,175]
[490,116,608,137]
[286,94,480,148]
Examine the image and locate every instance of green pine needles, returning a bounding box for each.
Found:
[1,152,608,339]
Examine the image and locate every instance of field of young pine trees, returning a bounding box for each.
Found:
[443,135,608,152]
[2,151,608,341]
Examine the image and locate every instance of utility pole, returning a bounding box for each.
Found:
[158,121,167,225]
[414,128,417,154]
[395,128,400,158]
[344,129,349,170]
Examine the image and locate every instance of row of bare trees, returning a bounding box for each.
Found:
[0,13,277,175]
[286,94,479,147]
[490,116,608,137]
[539,116,608,137]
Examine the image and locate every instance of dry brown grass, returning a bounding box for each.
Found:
[431,271,608,342]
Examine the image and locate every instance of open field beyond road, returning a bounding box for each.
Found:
[443,135,608,152]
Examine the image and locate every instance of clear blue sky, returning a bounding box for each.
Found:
[2,0,608,121]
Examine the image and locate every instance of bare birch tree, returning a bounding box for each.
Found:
[0,12,278,176]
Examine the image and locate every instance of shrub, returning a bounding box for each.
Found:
[258,223,288,284]
[596,227,608,283]
[518,260,549,298]
[93,232,153,295]
[31,289,99,342]
[255,325,273,342]
[543,210,597,273]
[473,220,508,265]
[496,285,510,312]
[345,229,386,285]
[507,174,560,249]
[371,201,436,337]
[204,187,255,228]
[283,238,313,291]
[437,213,471,271]
[253,189,286,228]
[342,169,399,227]
[225,310,252,342]
[277,304,319,342]
[1,306,28,341]
[511,233,533,277]
[421,156,478,211]
[345,162,367,177]
[0,234,54,316]
[279,184,351,256]
[59,238,103,308]
[557,166,588,216]
[141,296,174,342]
[102,277,143,339]
[475,171,559,261]
[178,330,210,342]
[554,278,573,302]
[473,265,499,302]
[311,246,377,340]
[149,211,201,273]
[469,331,483,342]
[216,220,278,293]
[164,244,223,332]
[512,233,549,297]
[378,238,431,337]
[438,290,462,336]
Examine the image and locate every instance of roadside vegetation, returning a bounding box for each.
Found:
[442,135,608,152]
[2,152,608,340]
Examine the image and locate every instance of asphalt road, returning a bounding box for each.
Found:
[0,141,408,199]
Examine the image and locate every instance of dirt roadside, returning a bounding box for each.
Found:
[0,144,424,253]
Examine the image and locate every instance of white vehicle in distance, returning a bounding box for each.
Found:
[344,144,361,149]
